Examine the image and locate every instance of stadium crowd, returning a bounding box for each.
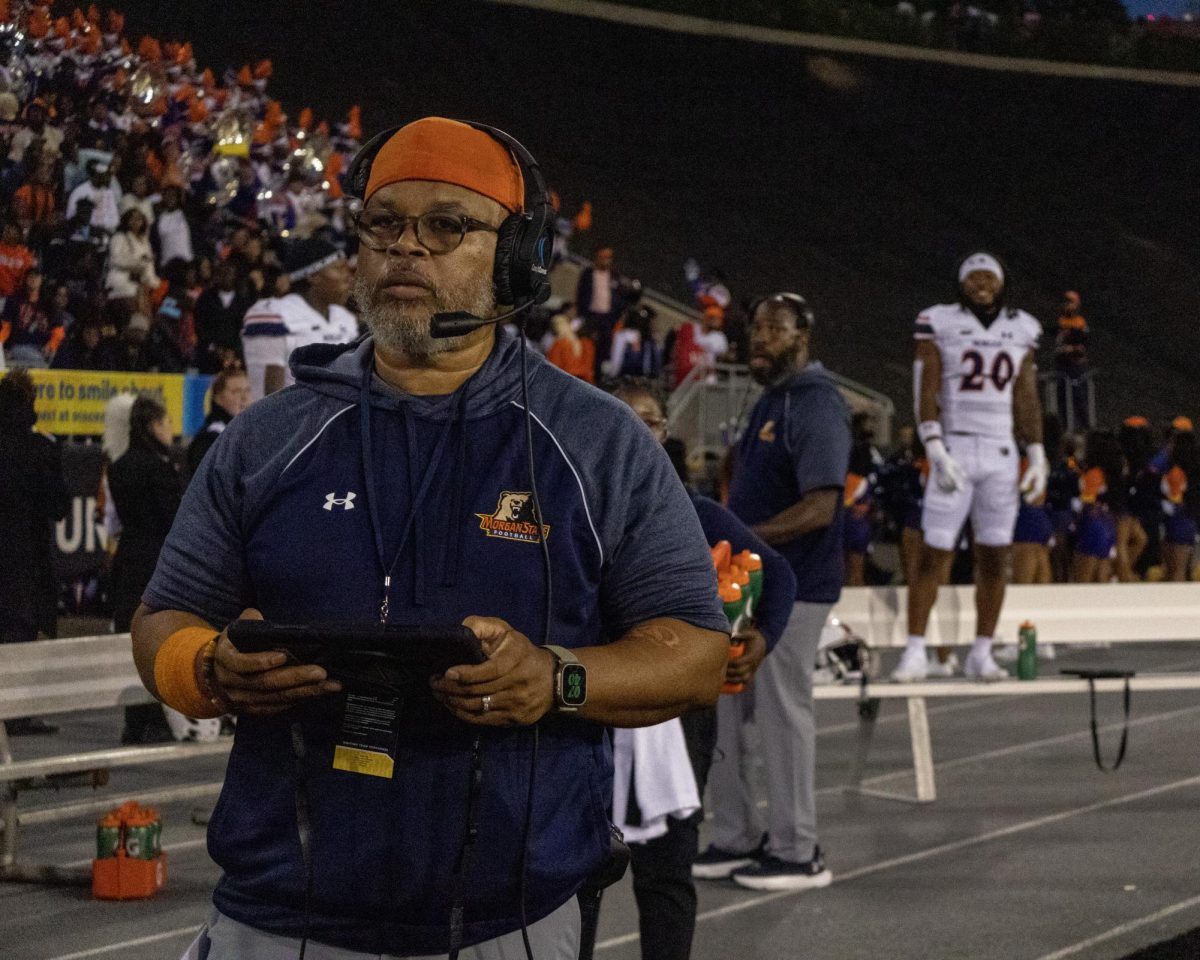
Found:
[0,0,365,376]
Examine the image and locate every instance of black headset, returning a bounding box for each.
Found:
[345,119,554,309]
[748,291,816,330]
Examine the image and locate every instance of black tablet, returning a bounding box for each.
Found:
[227,621,486,697]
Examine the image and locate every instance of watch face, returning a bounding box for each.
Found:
[561,663,587,707]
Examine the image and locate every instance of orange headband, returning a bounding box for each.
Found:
[364,117,524,213]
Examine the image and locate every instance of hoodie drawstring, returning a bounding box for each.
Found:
[442,392,470,590]
[402,409,427,607]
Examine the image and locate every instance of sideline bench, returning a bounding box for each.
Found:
[821,583,1200,803]
[1,634,230,885]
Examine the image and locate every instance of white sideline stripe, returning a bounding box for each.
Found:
[715,700,1200,810]
[43,925,200,960]
[834,701,1200,793]
[279,404,355,476]
[818,694,990,736]
[510,402,605,564]
[487,0,1200,88]
[814,651,1200,753]
[63,837,210,869]
[1034,893,1200,960]
[597,773,1200,950]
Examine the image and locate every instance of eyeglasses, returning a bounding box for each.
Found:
[353,207,499,254]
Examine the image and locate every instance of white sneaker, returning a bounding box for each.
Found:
[926,652,960,678]
[891,647,929,682]
[994,642,1055,664]
[993,644,1018,664]
[964,649,1009,682]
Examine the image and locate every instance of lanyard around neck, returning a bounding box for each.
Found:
[358,354,460,622]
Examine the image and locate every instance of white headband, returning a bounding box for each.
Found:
[288,251,345,283]
[958,253,1004,286]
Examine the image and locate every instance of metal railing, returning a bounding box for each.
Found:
[550,254,702,343]
[1039,369,1098,435]
[667,362,896,459]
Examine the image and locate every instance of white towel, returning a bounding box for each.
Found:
[612,718,700,845]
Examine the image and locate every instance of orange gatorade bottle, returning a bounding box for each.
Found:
[732,550,763,618]
[720,579,747,694]
[710,540,732,574]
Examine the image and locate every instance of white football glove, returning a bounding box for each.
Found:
[1020,442,1048,504]
[925,436,966,493]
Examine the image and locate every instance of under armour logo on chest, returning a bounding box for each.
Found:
[324,491,357,511]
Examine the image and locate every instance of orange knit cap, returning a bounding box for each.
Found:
[364,117,524,213]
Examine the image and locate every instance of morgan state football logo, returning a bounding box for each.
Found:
[477,492,551,544]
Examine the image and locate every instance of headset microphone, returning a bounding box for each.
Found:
[429,300,535,339]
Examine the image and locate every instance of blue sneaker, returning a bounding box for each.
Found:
[691,834,767,880]
[731,846,832,891]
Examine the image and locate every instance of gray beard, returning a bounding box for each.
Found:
[354,270,496,361]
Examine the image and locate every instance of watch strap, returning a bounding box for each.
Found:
[544,644,580,665]
[543,644,584,712]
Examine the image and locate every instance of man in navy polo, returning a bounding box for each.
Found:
[131,117,728,960]
[694,292,850,892]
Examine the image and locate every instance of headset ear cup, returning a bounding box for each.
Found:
[345,126,402,200]
[492,215,522,307]
[528,220,554,306]
[494,211,553,307]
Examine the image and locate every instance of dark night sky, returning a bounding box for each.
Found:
[116,0,1200,423]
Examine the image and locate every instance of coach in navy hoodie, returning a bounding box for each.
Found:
[131,117,728,960]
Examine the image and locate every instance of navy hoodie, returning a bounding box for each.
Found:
[144,330,726,954]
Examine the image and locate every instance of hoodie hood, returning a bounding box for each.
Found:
[289,328,539,422]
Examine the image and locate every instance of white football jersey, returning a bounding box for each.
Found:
[241,293,360,402]
[915,303,1041,439]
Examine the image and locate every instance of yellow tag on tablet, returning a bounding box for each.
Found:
[332,745,395,779]
[332,693,399,780]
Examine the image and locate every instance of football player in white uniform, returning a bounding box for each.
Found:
[241,238,358,401]
[894,253,1048,682]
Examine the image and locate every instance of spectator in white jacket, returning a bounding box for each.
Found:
[66,159,121,234]
[154,186,193,266]
[106,208,159,314]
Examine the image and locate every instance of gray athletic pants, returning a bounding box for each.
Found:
[184,897,580,960]
[708,600,831,863]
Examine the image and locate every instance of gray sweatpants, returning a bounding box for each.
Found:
[184,897,580,960]
[708,600,831,863]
